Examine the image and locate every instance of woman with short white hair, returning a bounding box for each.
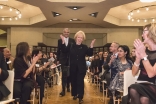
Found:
[60,30,96,104]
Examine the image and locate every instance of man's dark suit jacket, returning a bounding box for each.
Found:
[102,53,118,80]
[57,38,75,66]
[0,52,10,100]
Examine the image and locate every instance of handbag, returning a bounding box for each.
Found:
[62,43,73,77]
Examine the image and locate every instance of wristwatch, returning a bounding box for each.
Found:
[142,55,148,61]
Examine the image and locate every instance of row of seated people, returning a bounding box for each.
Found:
[89,44,133,103]
[0,43,61,104]
[89,23,156,104]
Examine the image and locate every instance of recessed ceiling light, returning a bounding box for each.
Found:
[52,12,61,17]
[66,6,84,10]
[68,19,81,21]
[73,7,77,10]
[89,12,98,18]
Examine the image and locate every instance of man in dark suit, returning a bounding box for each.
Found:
[103,42,119,104]
[0,52,10,100]
[57,28,75,96]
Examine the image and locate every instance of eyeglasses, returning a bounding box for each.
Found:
[143,30,148,34]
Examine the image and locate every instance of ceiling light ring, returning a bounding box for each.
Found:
[128,5,156,14]
[0,4,22,21]
[128,5,156,22]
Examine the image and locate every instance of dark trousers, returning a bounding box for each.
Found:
[0,91,3,101]
[36,75,45,103]
[71,67,85,99]
[13,79,33,104]
[61,65,70,92]
[105,72,111,86]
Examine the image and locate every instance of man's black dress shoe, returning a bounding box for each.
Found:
[79,98,83,104]
[73,96,77,100]
[59,91,65,97]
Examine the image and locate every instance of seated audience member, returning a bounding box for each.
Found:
[13,42,39,104]
[3,48,14,70]
[48,52,55,66]
[130,47,136,63]
[41,53,48,65]
[99,51,109,80]
[98,52,104,73]
[108,45,133,97]
[31,49,50,104]
[123,23,156,104]
[0,52,10,101]
[102,42,119,104]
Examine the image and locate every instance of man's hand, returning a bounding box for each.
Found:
[60,34,65,44]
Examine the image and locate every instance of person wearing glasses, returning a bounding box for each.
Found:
[123,24,156,104]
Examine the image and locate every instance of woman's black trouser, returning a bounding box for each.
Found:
[36,75,45,103]
[71,67,85,99]
[13,79,33,104]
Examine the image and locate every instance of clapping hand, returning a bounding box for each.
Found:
[90,39,96,48]
[32,55,39,64]
[133,39,146,59]
[60,34,65,44]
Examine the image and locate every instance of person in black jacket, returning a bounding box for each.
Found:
[60,30,96,104]
[0,52,10,101]
[57,28,75,96]
[13,42,39,104]
[102,42,119,104]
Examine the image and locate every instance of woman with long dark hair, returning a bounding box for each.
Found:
[13,42,39,104]
[109,45,133,97]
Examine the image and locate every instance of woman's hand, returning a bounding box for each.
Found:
[134,39,147,59]
[90,39,96,48]
[43,62,50,68]
[32,55,39,65]
[60,34,65,44]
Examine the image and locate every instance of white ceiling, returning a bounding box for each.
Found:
[0,0,156,29]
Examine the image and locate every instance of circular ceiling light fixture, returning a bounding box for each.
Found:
[128,5,156,23]
[0,4,22,21]
[140,0,156,2]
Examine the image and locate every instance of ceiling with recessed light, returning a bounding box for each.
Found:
[1,0,156,30]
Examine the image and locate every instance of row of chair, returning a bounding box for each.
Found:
[87,69,140,104]
[0,64,61,104]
